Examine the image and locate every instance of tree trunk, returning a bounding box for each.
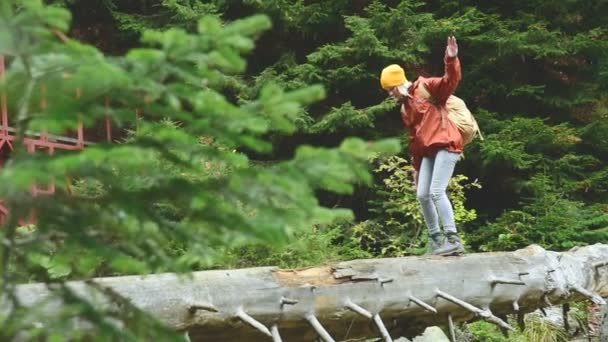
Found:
[6,244,608,341]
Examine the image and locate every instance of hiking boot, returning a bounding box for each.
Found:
[425,233,443,255]
[434,232,465,256]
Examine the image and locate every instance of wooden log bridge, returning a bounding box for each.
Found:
[6,244,608,341]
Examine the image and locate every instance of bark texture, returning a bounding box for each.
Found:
[5,244,608,341]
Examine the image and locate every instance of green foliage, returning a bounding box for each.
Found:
[351,155,479,257]
[517,318,569,342]
[473,184,608,251]
[0,1,399,339]
[465,313,574,342]
[216,224,372,269]
[107,0,223,34]
[44,1,608,257]
[2,0,608,338]
[465,321,514,342]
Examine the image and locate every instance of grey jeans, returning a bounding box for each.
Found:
[416,149,461,235]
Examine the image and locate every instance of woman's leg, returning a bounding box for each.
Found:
[429,149,464,255]
[429,149,460,233]
[416,155,440,236]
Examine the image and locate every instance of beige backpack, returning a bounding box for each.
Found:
[418,83,483,145]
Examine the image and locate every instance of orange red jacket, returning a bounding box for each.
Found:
[400,56,464,171]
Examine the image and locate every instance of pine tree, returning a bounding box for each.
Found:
[51,0,608,253]
[0,1,398,339]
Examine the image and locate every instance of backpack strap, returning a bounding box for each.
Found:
[417,81,448,128]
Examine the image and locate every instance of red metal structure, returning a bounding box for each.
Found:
[0,55,112,224]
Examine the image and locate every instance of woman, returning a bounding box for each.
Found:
[380,36,464,256]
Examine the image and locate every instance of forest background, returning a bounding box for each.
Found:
[1,0,607,341]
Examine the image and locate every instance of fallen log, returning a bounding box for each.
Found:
[5,244,608,341]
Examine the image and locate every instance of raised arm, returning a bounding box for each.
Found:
[424,36,462,105]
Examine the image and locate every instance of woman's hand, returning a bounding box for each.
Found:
[446,36,458,58]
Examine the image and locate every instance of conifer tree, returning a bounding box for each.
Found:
[48,0,608,253]
[0,1,398,339]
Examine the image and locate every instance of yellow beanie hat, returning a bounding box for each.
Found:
[380,64,407,89]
